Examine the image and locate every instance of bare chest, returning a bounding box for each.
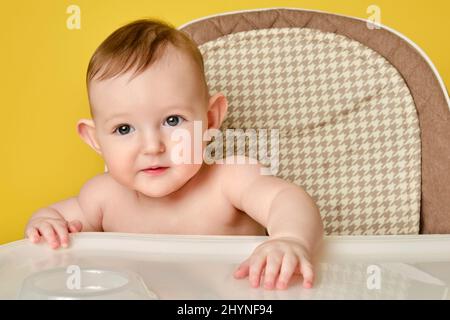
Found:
[101,185,265,236]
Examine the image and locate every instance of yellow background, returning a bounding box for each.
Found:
[1,0,449,245]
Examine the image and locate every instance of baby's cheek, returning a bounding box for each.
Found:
[170,164,201,186]
[104,151,135,178]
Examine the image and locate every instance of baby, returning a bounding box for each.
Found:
[25,19,323,290]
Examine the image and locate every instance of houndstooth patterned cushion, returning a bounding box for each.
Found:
[199,28,421,235]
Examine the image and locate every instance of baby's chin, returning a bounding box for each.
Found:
[136,184,181,198]
[134,171,197,198]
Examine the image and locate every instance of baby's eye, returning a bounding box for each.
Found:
[114,124,135,135]
[163,115,185,127]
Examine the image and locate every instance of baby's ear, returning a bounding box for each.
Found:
[77,119,102,155]
[207,92,228,130]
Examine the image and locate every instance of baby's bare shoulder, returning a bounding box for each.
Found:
[80,172,111,193]
[215,155,264,179]
[81,172,130,198]
[77,173,132,229]
[214,155,287,201]
[210,156,265,193]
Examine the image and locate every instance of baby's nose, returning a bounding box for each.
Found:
[141,132,165,154]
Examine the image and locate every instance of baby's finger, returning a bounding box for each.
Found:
[68,220,82,233]
[38,223,60,249]
[234,258,250,279]
[249,254,266,288]
[263,254,283,290]
[26,227,41,244]
[300,259,314,289]
[276,254,298,290]
[52,222,70,248]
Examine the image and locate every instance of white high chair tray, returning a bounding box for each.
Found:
[0,233,449,299]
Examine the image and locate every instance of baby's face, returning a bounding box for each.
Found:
[88,45,210,197]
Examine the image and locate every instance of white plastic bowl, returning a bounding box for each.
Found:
[18,267,158,300]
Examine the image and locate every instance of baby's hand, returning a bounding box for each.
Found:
[233,236,314,290]
[25,208,82,249]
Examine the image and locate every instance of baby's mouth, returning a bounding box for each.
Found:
[142,166,169,176]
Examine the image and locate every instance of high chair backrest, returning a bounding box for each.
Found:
[179,8,450,235]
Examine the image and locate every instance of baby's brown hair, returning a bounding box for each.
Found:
[86,18,208,107]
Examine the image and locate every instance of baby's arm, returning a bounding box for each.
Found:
[221,156,323,289]
[25,174,105,249]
